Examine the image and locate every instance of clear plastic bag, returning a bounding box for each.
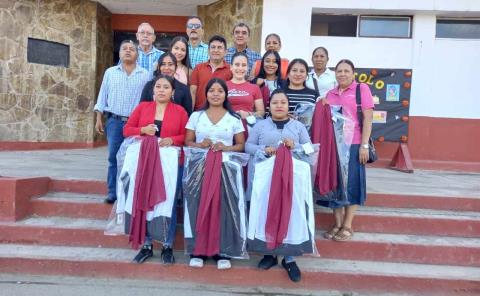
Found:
[332,105,354,202]
[112,136,180,244]
[182,147,249,259]
[247,147,319,257]
[104,200,125,236]
[293,103,315,132]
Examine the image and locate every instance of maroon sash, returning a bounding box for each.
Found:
[129,136,167,249]
[265,144,293,249]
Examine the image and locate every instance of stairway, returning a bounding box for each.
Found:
[0,181,479,295]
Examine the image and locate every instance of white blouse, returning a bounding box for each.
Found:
[186,111,244,146]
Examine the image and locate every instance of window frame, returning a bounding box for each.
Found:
[435,18,480,40]
[357,15,412,39]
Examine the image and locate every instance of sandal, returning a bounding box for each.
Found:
[323,225,341,239]
[333,227,354,241]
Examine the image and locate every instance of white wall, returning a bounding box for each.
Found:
[262,0,480,119]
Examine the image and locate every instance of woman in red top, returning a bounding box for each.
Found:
[227,52,265,120]
[123,74,188,265]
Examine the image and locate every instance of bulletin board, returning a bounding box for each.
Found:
[354,68,412,143]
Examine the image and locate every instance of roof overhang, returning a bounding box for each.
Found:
[96,0,218,16]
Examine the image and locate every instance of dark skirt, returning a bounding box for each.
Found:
[326,144,367,208]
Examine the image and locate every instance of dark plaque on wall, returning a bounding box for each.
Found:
[27,38,70,67]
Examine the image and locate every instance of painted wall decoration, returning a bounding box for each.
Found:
[354,68,412,143]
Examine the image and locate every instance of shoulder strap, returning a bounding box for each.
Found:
[311,73,320,96]
[356,83,364,130]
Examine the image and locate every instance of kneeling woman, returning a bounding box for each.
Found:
[184,78,246,270]
[245,89,316,282]
[122,74,188,264]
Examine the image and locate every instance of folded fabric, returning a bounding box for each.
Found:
[193,149,223,256]
[129,136,167,249]
[311,103,338,196]
[265,145,293,249]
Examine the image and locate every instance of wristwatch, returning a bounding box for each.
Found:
[361,144,369,149]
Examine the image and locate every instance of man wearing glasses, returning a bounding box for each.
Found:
[225,22,261,72]
[186,16,209,69]
[136,22,164,73]
[190,35,232,110]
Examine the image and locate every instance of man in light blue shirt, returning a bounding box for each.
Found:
[186,16,209,69]
[225,22,261,72]
[94,40,150,204]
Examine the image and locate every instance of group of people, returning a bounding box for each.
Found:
[94,16,374,283]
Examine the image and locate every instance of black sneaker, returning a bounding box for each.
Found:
[104,196,116,204]
[258,255,278,270]
[161,246,175,264]
[281,258,301,282]
[132,244,153,264]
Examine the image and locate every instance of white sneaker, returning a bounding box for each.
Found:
[189,258,204,268]
[217,259,231,270]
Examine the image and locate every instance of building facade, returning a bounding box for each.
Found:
[1,0,479,167]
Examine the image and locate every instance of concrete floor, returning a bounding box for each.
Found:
[0,147,479,197]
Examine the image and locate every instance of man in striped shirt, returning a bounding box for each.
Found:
[186,16,209,69]
[136,22,164,74]
[94,40,150,204]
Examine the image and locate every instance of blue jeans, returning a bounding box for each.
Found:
[165,165,184,247]
[105,117,125,199]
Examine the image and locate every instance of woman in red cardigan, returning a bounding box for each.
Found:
[123,74,188,265]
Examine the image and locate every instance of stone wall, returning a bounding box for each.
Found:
[0,0,112,143]
[198,0,263,52]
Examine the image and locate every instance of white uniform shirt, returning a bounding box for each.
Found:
[305,68,337,98]
[248,156,315,245]
[186,111,244,146]
[116,142,179,220]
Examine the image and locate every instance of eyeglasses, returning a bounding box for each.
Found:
[138,31,154,36]
[209,45,225,50]
[187,23,202,30]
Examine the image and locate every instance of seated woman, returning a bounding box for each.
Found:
[251,50,286,113]
[184,78,246,270]
[140,52,192,115]
[245,89,315,282]
[123,74,189,264]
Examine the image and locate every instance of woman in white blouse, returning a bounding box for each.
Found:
[184,78,245,270]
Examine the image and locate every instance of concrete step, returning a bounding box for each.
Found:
[30,192,480,238]
[0,243,478,295]
[1,216,479,267]
[316,206,480,237]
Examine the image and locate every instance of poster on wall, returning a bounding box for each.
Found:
[354,68,412,143]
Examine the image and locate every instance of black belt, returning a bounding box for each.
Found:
[105,111,129,122]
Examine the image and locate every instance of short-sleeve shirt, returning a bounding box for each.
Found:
[305,68,337,98]
[191,61,233,110]
[185,111,244,146]
[226,81,263,112]
[326,81,374,144]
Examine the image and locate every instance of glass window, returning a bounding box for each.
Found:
[359,16,411,38]
[436,19,480,39]
[311,14,357,37]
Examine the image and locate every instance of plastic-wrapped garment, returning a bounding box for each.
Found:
[183,147,249,259]
[112,138,179,244]
[331,106,353,202]
[247,150,318,257]
[293,103,315,132]
[311,105,353,204]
